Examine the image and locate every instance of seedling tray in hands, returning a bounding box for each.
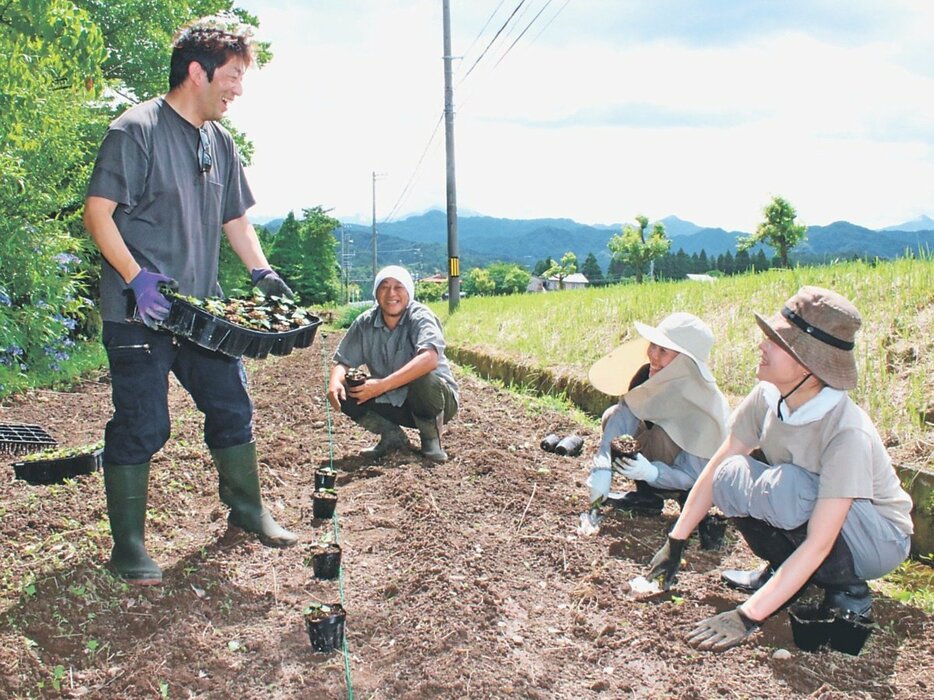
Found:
[12,443,103,485]
[160,293,322,360]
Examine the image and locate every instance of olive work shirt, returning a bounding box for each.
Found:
[333,302,459,408]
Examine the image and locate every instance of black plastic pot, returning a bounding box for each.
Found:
[555,435,583,456]
[12,447,103,485]
[304,603,346,653]
[311,543,342,580]
[698,514,727,551]
[788,603,834,652]
[609,435,640,462]
[314,468,337,490]
[345,369,369,388]
[540,433,561,452]
[829,610,875,655]
[312,490,338,520]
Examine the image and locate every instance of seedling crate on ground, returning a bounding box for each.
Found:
[159,291,321,359]
[11,442,103,485]
[0,423,57,456]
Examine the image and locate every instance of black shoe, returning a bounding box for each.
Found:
[604,490,663,515]
[820,582,872,618]
[721,564,774,592]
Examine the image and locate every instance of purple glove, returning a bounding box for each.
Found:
[251,267,294,299]
[129,269,174,329]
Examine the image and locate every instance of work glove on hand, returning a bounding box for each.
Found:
[251,268,294,299]
[685,607,761,652]
[646,534,687,590]
[589,465,612,504]
[612,453,659,483]
[129,269,174,329]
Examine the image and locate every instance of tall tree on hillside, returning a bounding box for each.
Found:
[738,195,806,268]
[607,215,671,283]
[544,252,578,290]
[533,257,554,276]
[580,252,604,285]
[269,207,341,303]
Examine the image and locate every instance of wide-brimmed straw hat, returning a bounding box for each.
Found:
[754,286,861,390]
[589,312,715,395]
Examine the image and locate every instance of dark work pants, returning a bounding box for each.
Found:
[340,370,457,428]
[102,321,253,465]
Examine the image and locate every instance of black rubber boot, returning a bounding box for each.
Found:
[356,411,409,457]
[212,441,297,548]
[413,413,447,463]
[721,516,797,592]
[104,462,163,586]
[721,564,775,592]
[605,480,664,515]
[798,530,873,618]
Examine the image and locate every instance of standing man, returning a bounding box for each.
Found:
[327,266,459,463]
[84,16,296,586]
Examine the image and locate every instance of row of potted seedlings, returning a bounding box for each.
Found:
[305,465,346,653]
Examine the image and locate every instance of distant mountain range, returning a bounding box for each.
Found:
[258,210,934,278]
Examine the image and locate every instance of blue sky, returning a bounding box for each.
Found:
[230,1,934,231]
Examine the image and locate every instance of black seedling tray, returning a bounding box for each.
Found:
[13,447,103,485]
[158,296,321,360]
[0,423,58,456]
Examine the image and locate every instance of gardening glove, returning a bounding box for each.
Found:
[685,607,761,652]
[577,508,603,536]
[129,268,174,329]
[251,267,294,299]
[613,453,659,484]
[589,464,612,504]
[645,534,687,590]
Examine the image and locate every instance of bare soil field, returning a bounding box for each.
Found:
[0,331,932,698]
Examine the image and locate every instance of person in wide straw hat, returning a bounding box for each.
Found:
[582,312,730,524]
[644,286,913,653]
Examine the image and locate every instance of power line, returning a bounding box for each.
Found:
[381,111,445,224]
[529,0,573,45]
[454,0,509,81]
[456,0,528,87]
[493,0,556,69]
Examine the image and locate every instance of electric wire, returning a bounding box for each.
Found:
[454,0,509,81]
[381,111,444,224]
[492,0,556,68]
[529,0,573,44]
[456,0,528,87]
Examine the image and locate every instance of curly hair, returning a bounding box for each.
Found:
[169,14,255,90]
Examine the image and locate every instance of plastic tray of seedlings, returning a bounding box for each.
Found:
[12,442,104,485]
[154,291,322,360]
[0,423,58,456]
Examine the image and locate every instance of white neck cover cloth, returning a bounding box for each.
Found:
[624,353,730,459]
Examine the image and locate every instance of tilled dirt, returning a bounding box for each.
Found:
[0,331,932,699]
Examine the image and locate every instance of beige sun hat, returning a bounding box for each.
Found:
[754,286,861,390]
[589,312,716,396]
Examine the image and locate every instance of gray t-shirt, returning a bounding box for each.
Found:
[729,382,913,535]
[87,97,255,322]
[334,302,459,407]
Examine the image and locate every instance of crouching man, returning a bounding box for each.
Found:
[327,266,459,462]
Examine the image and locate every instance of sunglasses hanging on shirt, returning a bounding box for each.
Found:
[198,127,212,174]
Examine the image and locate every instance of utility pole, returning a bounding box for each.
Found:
[371,171,387,289]
[442,0,460,312]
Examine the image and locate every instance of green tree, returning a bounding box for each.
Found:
[579,252,604,285]
[543,251,577,290]
[533,257,554,276]
[607,216,671,283]
[415,280,445,302]
[487,262,530,295]
[462,268,495,297]
[268,207,340,304]
[738,195,806,268]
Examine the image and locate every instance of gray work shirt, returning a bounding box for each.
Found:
[86,97,254,322]
[334,302,459,407]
